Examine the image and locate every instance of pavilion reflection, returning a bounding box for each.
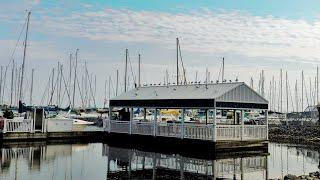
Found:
[102,144,268,179]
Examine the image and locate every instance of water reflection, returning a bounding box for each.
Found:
[0,143,319,179]
[103,145,267,179]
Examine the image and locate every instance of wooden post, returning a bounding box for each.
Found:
[129,108,133,134]
[181,108,185,139]
[213,108,216,142]
[153,109,157,136]
[241,110,244,141]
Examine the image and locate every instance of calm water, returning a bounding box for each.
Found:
[0,142,319,180]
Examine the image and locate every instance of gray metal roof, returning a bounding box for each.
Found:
[112,82,268,104]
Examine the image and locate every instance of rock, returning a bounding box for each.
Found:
[284,174,297,180]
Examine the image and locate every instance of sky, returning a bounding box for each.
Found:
[0,0,320,111]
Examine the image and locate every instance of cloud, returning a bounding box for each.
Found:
[23,8,320,63]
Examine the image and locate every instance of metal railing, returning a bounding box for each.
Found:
[157,123,182,138]
[132,122,153,135]
[243,125,267,140]
[216,125,241,141]
[184,124,213,140]
[3,119,33,133]
[216,125,267,141]
[110,120,130,134]
[106,120,267,141]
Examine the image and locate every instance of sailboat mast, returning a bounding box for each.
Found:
[124,49,128,92]
[116,69,119,96]
[30,68,34,105]
[104,77,107,108]
[317,66,319,104]
[302,70,304,112]
[108,76,111,107]
[295,80,298,112]
[19,11,31,102]
[138,54,141,87]
[222,57,224,83]
[286,71,288,113]
[195,71,198,83]
[280,69,282,113]
[176,38,179,85]
[10,60,15,106]
[0,66,3,104]
[72,49,79,109]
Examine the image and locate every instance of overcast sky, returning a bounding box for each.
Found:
[1,0,320,111]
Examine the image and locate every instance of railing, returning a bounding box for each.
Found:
[157,123,182,138]
[243,125,267,140]
[106,120,267,141]
[132,122,153,135]
[3,119,33,133]
[216,125,267,141]
[110,120,130,134]
[184,124,213,140]
[216,125,241,141]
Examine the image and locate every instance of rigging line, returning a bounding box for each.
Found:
[40,72,52,105]
[2,13,29,103]
[109,77,115,98]
[60,69,71,105]
[178,42,187,84]
[85,66,96,107]
[61,70,72,106]
[217,61,222,82]
[49,68,61,105]
[7,14,28,68]
[76,74,85,108]
[303,78,310,108]
[288,81,295,113]
[127,51,136,86]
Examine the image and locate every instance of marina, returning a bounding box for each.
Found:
[1,1,320,179]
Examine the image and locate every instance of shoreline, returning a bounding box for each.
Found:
[269,125,320,180]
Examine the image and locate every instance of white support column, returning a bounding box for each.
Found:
[3,118,7,133]
[42,109,46,133]
[153,109,157,136]
[181,108,185,139]
[32,108,36,133]
[143,108,147,121]
[107,106,112,132]
[265,109,268,140]
[129,108,133,134]
[205,109,208,124]
[241,110,244,141]
[212,108,216,142]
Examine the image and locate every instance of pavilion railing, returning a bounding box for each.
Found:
[109,120,130,134]
[243,125,267,140]
[216,125,267,141]
[216,125,241,141]
[107,120,267,141]
[157,123,182,138]
[3,119,33,133]
[184,124,213,140]
[132,122,153,135]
